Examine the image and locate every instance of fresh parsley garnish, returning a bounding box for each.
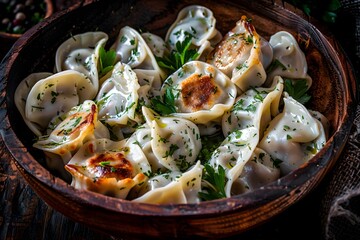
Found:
[199,164,227,201]
[98,46,116,78]
[150,87,177,115]
[156,33,199,75]
[197,132,224,165]
[284,78,311,105]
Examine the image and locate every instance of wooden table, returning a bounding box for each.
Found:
[0,1,357,239]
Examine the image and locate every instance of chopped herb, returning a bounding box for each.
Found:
[150,87,177,115]
[99,161,111,166]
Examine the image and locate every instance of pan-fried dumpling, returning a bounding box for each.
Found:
[15,72,53,136]
[266,31,312,87]
[160,60,237,124]
[231,147,280,194]
[132,161,203,204]
[222,76,284,137]
[142,106,202,172]
[23,70,96,134]
[207,16,272,91]
[65,138,149,199]
[165,5,221,60]
[208,127,259,197]
[33,100,109,164]
[111,26,166,79]
[258,95,326,174]
[96,62,140,126]
[55,31,108,94]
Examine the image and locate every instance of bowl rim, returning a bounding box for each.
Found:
[0,0,357,218]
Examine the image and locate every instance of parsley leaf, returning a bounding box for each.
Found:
[199,164,227,201]
[156,33,199,75]
[98,46,116,78]
[284,78,311,105]
[150,87,177,115]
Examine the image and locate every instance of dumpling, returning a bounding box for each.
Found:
[65,138,150,199]
[258,95,326,175]
[222,76,284,137]
[266,31,312,87]
[134,69,162,106]
[23,70,96,134]
[160,60,237,124]
[15,72,53,136]
[141,32,169,58]
[96,62,140,126]
[165,5,222,60]
[208,127,259,197]
[33,100,109,164]
[207,16,272,91]
[110,26,166,79]
[231,147,280,195]
[55,31,109,94]
[142,106,202,172]
[132,161,203,204]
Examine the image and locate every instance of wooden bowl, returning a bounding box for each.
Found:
[0,0,357,238]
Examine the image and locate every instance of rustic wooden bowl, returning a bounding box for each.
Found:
[0,0,357,238]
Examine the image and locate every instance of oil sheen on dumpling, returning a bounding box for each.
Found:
[65,138,149,199]
[96,62,140,126]
[161,60,237,124]
[33,100,109,164]
[132,161,203,204]
[208,127,259,197]
[142,106,202,172]
[111,26,166,79]
[207,16,272,91]
[266,31,312,87]
[24,70,96,134]
[165,5,221,61]
[258,95,325,175]
[55,31,108,94]
[15,72,53,136]
[222,76,284,137]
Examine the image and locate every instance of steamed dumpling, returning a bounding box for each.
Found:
[111,26,166,79]
[96,62,140,126]
[266,31,312,87]
[55,31,109,94]
[258,95,326,174]
[132,161,203,204]
[222,76,284,137]
[142,106,202,172]
[14,72,53,136]
[165,5,222,60]
[209,127,259,197]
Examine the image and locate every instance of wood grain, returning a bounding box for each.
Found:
[0,0,357,239]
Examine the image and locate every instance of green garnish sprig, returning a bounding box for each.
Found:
[199,164,227,201]
[284,78,311,105]
[150,87,177,115]
[156,33,199,75]
[98,46,117,78]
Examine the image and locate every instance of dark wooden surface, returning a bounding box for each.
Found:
[0,1,357,239]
